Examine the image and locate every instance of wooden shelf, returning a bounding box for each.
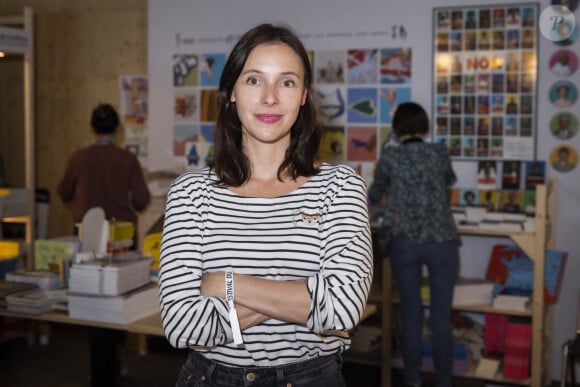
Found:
[366,181,556,387]
[390,354,531,386]
[393,297,534,317]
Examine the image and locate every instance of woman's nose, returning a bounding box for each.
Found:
[262,84,279,106]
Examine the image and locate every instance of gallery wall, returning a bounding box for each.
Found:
[148,0,579,380]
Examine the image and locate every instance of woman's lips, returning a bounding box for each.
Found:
[256,114,282,123]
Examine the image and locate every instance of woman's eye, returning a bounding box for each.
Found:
[282,79,296,87]
[246,77,259,86]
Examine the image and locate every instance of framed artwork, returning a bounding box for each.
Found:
[433,4,539,160]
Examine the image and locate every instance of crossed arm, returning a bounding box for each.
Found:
[200,273,310,329]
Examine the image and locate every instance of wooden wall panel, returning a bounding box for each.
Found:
[0,58,25,187]
[1,0,147,238]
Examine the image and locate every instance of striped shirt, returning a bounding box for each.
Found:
[158,163,373,367]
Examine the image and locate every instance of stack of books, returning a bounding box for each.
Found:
[68,282,159,325]
[0,280,39,308]
[5,270,60,289]
[5,287,68,314]
[67,252,159,324]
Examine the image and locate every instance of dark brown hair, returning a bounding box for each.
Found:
[213,23,321,186]
[91,103,119,135]
[392,102,430,137]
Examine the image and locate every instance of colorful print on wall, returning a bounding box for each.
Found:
[549,49,578,77]
[433,4,538,160]
[170,45,413,181]
[548,80,578,108]
[550,111,578,140]
[119,75,149,167]
[550,144,577,172]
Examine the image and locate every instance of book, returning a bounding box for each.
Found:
[465,206,487,222]
[479,219,524,232]
[453,280,495,306]
[34,236,80,284]
[68,252,152,296]
[0,280,39,307]
[499,190,524,214]
[0,240,20,259]
[5,287,68,314]
[524,161,546,190]
[492,294,530,311]
[478,189,499,212]
[67,282,160,325]
[475,357,501,378]
[477,161,498,190]
[5,270,60,289]
[485,244,567,303]
[501,161,521,190]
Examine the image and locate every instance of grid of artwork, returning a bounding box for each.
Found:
[170,47,413,182]
[433,4,538,160]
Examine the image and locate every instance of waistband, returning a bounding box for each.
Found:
[186,350,341,384]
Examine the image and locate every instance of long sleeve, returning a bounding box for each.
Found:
[128,157,151,212]
[306,173,373,333]
[158,177,232,349]
[57,152,80,203]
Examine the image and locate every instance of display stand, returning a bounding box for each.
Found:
[0,7,35,267]
[374,181,556,387]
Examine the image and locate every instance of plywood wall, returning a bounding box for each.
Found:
[0,0,147,238]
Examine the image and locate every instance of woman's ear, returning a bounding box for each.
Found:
[300,89,307,106]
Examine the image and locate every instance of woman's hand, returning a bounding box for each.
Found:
[201,271,310,325]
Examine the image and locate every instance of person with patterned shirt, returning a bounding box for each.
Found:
[158,23,373,387]
[368,102,460,387]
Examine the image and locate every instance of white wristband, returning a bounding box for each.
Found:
[225,271,243,344]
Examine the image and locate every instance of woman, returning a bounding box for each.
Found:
[368,102,459,387]
[158,23,373,387]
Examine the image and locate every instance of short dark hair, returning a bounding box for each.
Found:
[91,104,119,135]
[213,23,320,186]
[392,102,429,137]
[558,146,570,156]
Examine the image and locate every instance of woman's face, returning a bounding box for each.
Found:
[230,42,307,147]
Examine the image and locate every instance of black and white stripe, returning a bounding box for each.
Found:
[158,163,373,367]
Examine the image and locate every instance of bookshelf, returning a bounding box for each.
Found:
[369,180,556,387]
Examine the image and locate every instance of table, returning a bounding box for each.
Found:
[0,302,376,339]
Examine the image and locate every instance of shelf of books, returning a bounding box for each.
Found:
[370,180,558,387]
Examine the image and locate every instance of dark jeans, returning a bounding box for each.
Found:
[390,234,459,387]
[176,350,346,387]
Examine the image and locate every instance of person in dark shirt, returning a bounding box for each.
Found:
[57,103,150,227]
[368,102,459,387]
[57,103,151,387]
